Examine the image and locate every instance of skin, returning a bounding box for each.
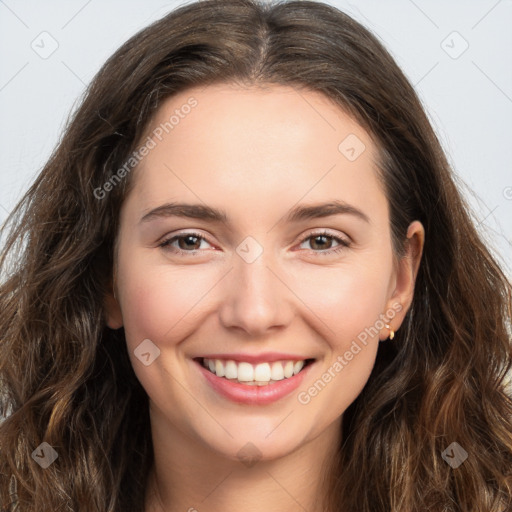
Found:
[105,83,424,512]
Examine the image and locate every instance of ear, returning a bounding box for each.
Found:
[104,278,123,329]
[380,220,424,340]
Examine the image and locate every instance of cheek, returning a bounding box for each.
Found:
[294,266,386,420]
[117,252,220,349]
[288,257,391,342]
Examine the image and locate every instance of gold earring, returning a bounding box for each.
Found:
[385,324,395,340]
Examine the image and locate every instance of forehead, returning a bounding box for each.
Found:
[124,83,386,225]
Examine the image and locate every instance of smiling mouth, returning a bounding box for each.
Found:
[194,357,316,386]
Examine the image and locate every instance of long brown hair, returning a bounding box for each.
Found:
[1,0,511,510]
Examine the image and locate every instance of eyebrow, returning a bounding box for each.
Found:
[286,200,370,224]
[140,203,229,224]
[139,200,370,225]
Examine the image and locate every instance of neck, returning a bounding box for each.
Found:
[144,406,341,512]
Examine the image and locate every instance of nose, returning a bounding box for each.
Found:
[218,248,295,337]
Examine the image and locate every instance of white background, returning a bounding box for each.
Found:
[0,0,511,276]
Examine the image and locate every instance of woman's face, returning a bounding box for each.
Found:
[106,83,422,462]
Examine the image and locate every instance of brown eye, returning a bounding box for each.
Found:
[177,235,202,250]
[298,231,350,255]
[159,232,212,254]
[309,234,335,250]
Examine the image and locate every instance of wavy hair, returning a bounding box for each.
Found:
[1,0,511,510]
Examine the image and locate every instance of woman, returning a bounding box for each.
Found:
[1,0,511,510]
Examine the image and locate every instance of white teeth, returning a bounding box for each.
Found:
[224,360,238,379]
[237,362,254,382]
[254,363,271,381]
[283,361,294,378]
[294,360,305,374]
[215,359,225,378]
[201,357,310,384]
[270,361,285,381]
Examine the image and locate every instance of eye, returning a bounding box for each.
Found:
[159,232,214,255]
[158,230,351,257]
[297,230,350,255]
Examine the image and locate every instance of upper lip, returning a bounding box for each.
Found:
[194,352,315,364]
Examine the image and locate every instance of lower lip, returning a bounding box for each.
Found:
[195,359,314,405]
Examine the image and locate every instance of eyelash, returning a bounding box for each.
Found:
[158,230,351,257]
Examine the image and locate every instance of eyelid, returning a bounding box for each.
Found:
[297,228,351,245]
